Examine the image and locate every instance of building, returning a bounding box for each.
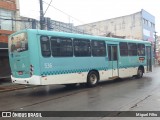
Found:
[0,0,17,78]
[49,19,86,34]
[0,0,38,48]
[77,9,155,42]
[0,0,17,48]
[156,36,160,60]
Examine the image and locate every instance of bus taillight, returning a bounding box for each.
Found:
[18,71,23,75]
[30,65,34,77]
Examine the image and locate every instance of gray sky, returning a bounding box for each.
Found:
[19,0,160,35]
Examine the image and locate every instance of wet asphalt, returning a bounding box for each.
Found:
[0,64,160,120]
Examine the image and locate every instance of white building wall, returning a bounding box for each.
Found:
[77,12,143,40]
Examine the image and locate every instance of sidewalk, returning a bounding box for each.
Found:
[0,78,33,92]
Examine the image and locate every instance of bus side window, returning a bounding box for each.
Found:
[91,40,106,56]
[74,39,91,57]
[51,37,73,57]
[108,46,111,61]
[40,36,51,57]
[138,44,145,56]
[119,42,128,56]
[128,43,137,56]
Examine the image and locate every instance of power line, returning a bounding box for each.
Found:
[42,1,106,35]
[43,1,79,22]
[43,0,53,16]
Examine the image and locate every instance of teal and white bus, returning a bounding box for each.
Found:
[8,29,152,87]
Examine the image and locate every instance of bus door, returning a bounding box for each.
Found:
[107,44,119,77]
[146,46,152,72]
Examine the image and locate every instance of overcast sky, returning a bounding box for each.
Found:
[19,0,160,35]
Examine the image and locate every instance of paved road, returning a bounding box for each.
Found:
[0,65,160,120]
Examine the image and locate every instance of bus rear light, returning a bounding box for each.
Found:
[30,65,34,71]
[18,71,23,75]
[30,65,34,77]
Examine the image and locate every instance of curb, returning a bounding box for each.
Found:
[0,84,34,92]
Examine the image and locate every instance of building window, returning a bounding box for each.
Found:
[143,19,145,25]
[151,23,155,29]
[146,20,148,25]
[143,19,148,25]
[0,9,14,31]
[148,22,152,27]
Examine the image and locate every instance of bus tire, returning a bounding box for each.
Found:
[136,68,143,79]
[87,71,99,87]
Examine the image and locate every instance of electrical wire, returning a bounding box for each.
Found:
[42,1,106,35]
[43,1,85,24]
[43,0,53,16]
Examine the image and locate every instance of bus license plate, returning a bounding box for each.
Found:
[18,71,23,75]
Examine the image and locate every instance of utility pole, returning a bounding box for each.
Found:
[154,31,157,63]
[39,0,45,30]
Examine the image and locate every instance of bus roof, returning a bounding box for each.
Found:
[10,29,151,44]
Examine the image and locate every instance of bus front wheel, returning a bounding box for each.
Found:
[87,71,99,87]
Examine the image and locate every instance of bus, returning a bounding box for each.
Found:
[8,29,152,87]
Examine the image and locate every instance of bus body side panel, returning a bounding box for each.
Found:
[27,30,41,84]
[37,33,109,85]
[39,55,108,85]
[118,42,148,78]
[118,56,138,78]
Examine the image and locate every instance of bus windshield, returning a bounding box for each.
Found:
[9,32,28,52]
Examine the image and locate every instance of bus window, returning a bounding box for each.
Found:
[119,42,128,56]
[91,40,106,56]
[112,46,118,60]
[74,39,91,57]
[108,46,111,61]
[108,46,117,61]
[40,36,51,57]
[128,43,137,56]
[138,44,145,56]
[51,37,73,57]
[9,33,28,52]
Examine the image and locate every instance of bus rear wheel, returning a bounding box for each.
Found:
[87,71,99,87]
[136,68,143,79]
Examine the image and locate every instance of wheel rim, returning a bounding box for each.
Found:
[90,74,97,85]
